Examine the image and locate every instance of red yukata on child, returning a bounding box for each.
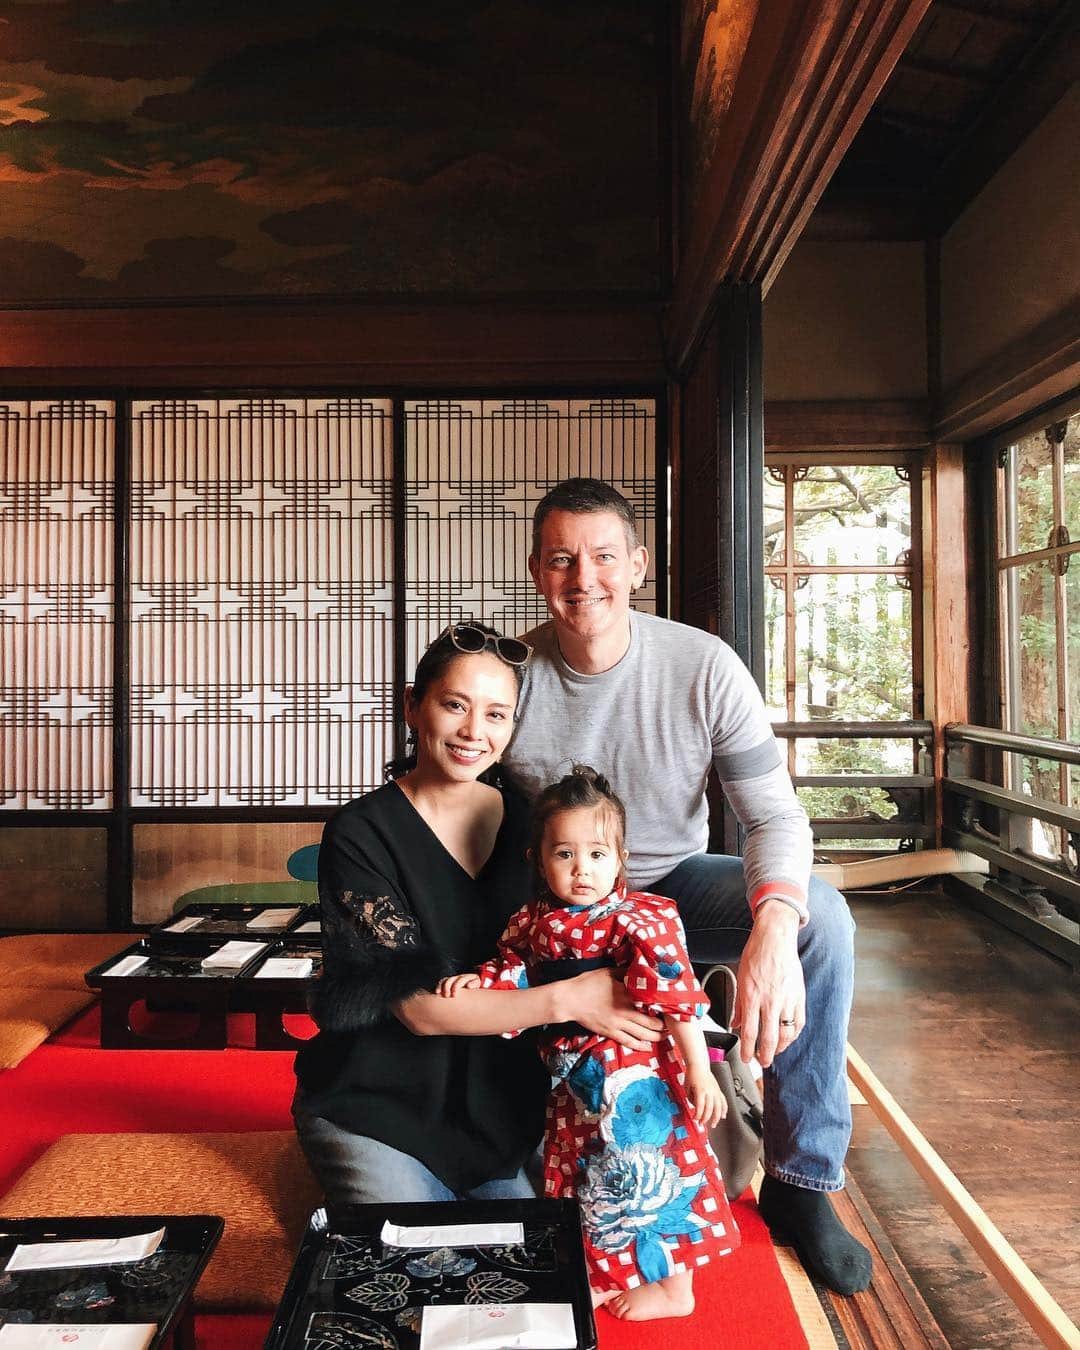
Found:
[476,886,739,1293]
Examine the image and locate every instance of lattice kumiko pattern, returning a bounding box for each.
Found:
[0,401,115,810]
[129,398,394,807]
[404,398,657,668]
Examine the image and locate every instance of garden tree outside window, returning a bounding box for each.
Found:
[997,411,1079,867]
[764,457,923,853]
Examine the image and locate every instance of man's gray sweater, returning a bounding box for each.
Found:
[503,610,812,913]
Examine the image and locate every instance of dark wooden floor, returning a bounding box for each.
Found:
[845,888,1080,1350]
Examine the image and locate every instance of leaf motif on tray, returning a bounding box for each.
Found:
[464,1271,530,1304]
[394,1306,423,1334]
[405,1246,477,1280]
[343,1271,411,1311]
[114,1250,193,1292]
[306,1310,400,1349]
[488,1228,559,1271]
[55,1281,115,1310]
[325,1236,401,1278]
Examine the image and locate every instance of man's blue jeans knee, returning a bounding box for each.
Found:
[654,853,855,1191]
[293,1103,537,1206]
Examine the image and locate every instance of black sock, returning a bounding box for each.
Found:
[758,1174,872,1295]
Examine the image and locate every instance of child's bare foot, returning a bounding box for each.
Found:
[590,1286,618,1309]
[607,1271,694,1321]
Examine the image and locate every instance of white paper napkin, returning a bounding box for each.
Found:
[5,1228,164,1272]
[245,908,300,930]
[0,1327,157,1349]
[200,941,264,970]
[254,957,313,979]
[163,916,203,933]
[381,1220,523,1249]
[101,954,150,978]
[295,921,320,933]
[419,1303,577,1349]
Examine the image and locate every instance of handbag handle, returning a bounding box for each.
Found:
[701,963,738,1030]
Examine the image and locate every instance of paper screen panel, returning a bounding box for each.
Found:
[129,397,393,806]
[403,397,657,669]
[0,400,114,809]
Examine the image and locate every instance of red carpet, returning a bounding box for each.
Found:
[1,1006,808,1349]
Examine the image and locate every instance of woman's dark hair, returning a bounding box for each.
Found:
[529,764,628,892]
[384,622,525,781]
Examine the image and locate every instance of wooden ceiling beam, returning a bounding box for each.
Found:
[925,0,1080,230]
[897,53,997,83]
[877,107,958,134]
[935,0,1046,26]
[667,0,933,374]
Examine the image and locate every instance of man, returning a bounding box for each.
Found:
[502,477,871,1296]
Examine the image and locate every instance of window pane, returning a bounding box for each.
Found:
[1013,754,1066,864]
[1013,429,1056,554]
[1006,561,1058,738]
[763,470,785,566]
[793,465,910,567]
[795,573,913,719]
[815,837,904,853]
[793,737,918,777]
[1064,414,1079,541]
[128,397,395,807]
[797,785,899,820]
[764,580,786,719]
[0,399,115,810]
[1067,560,1079,743]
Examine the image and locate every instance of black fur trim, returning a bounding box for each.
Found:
[311,941,453,1032]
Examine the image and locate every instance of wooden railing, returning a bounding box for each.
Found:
[943,723,1080,968]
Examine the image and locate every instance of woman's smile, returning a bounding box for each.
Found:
[404,650,518,784]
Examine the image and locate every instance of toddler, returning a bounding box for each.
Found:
[438,765,739,1321]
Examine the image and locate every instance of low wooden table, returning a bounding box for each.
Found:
[0,1214,223,1349]
[265,1199,596,1350]
[84,903,322,1051]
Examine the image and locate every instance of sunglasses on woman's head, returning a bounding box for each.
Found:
[439,623,532,667]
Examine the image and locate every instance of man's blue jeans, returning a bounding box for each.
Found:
[655,853,855,1192]
[293,1104,539,1206]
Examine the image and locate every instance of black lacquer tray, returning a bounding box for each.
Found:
[264,1200,596,1350]
[150,902,308,944]
[0,1214,222,1346]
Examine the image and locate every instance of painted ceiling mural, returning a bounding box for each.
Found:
[0,1,660,303]
[681,0,758,229]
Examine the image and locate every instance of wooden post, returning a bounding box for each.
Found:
[924,443,970,842]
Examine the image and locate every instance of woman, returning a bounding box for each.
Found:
[293,622,662,1205]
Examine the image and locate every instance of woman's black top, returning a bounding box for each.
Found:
[293,781,548,1193]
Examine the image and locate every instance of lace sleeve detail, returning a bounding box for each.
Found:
[339,891,421,950]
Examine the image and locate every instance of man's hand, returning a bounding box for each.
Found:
[732,900,805,1069]
[559,969,663,1053]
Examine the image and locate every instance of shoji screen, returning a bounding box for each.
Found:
[0,399,115,811]
[403,397,658,670]
[128,397,394,808]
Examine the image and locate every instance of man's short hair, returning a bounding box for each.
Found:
[530,478,641,558]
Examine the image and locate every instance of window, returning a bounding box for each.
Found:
[764,456,926,853]
[996,410,1080,864]
[1,394,661,922]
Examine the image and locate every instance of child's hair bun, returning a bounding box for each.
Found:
[571,763,613,795]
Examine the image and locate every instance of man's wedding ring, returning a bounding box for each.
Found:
[779,1017,796,1026]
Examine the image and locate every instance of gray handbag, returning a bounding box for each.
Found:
[701,964,764,1200]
